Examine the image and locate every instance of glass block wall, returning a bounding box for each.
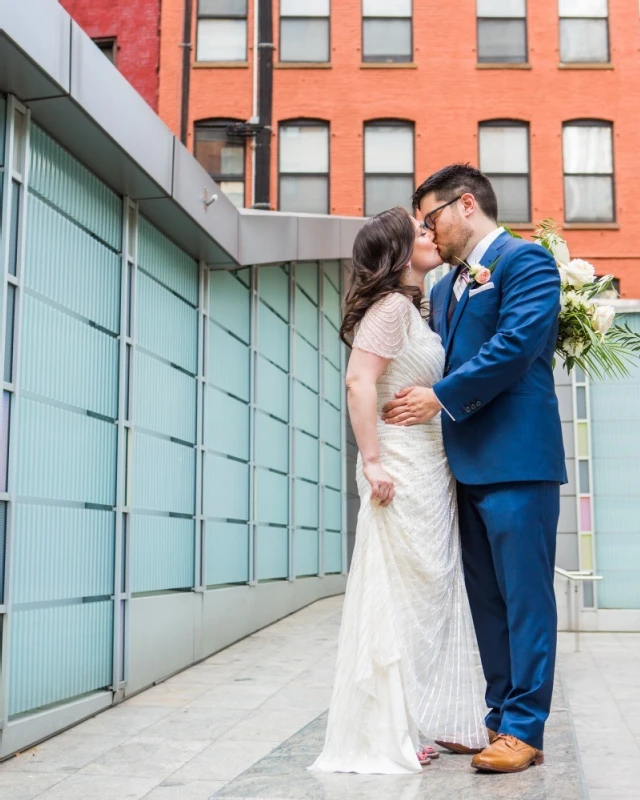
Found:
[589,312,640,609]
[0,99,346,725]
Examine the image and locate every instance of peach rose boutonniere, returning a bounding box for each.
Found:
[465,257,501,286]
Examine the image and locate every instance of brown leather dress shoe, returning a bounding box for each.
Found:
[434,728,497,755]
[471,733,544,773]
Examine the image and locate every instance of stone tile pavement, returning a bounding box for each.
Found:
[0,595,635,799]
[559,630,640,800]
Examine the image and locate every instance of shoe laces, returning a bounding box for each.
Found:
[494,734,521,750]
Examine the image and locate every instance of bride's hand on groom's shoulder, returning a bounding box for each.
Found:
[381,387,442,426]
[363,461,395,507]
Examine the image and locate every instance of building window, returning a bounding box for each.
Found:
[194,120,245,208]
[280,0,330,63]
[279,121,329,214]
[559,0,609,63]
[196,0,247,62]
[362,0,412,63]
[477,0,527,64]
[563,121,614,222]
[364,121,414,217]
[479,121,530,223]
[93,38,116,64]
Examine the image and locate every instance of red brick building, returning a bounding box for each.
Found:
[60,0,161,112]
[63,0,640,297]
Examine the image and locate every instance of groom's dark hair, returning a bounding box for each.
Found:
[412,163,499,222]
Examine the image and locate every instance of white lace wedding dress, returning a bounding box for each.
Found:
[309,292,488,775]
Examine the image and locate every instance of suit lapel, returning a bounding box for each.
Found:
[445,231,510,356]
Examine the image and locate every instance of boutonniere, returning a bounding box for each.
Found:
[463,256,501,286]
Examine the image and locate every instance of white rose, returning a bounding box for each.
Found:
[592,305,616,336]
[559,259,596,289]
[547,235,570,267]
[562,338,585,358]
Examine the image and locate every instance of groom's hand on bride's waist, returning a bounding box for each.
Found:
[381,387,443,426]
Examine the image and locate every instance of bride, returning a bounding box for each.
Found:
[309,207,488,775]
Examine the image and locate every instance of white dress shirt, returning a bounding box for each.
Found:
[465,226,505,268]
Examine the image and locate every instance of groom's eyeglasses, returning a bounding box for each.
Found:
[422,195,462,230]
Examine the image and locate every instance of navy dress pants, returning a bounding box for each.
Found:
[457,481,560,751]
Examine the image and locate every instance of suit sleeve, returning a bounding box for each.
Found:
[432,244,560,423]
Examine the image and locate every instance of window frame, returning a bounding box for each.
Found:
[361,0,413,64]
[478,119,531,224]
[278,119,330,214]
[196,0,248,63]
[279,1,331,64]
[562,119,616,224]
[476,0,528,64]
[558,0,610,64]
[363,119,415,217]
[93,37,117,65]
[193,118,247,208]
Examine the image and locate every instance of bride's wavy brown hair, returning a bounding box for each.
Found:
[340,206,422,347]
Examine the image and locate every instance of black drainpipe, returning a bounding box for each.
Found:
[180,0,193,146]
[253,0,273,209]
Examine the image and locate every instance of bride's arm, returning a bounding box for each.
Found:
[346,348,395,507]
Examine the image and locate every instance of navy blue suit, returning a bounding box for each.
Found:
[430,231,566,750]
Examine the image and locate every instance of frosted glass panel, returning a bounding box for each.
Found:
[560,19,608,62]
[280,176,328,214]
[281,0,329,14]
[365,125,413,173]
[490,176,529,223]
[563,125,612,174]
[564,176,614,223]
[280,0,331,11]
[363,0,411,16]
[365,177,414,216]
[363,20,411,59]
[280,125,328,173]
[576,386,587,419]
[559,0,607,17]
[480,126,528,173]
[280,20,329,62]
[578,460,590,494]
[580,497,592,532]
[478,20,527,63]
[477,0,525,16]
[197,19,247,61]
[577,422,589,458]
[580,534,593,571]
[199,0,247,14]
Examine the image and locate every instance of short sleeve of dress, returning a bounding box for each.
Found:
[352,292,412,359]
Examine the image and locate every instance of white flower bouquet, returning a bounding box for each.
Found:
[507,219,640,378]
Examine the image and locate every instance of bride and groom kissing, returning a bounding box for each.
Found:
[309,163,566,776]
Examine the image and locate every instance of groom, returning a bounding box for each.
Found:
[382,164,566,773]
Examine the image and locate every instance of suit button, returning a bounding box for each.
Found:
[477,400,482,407]
[464,406,471,413]
[445,364,451,375]
[471,403,477,410]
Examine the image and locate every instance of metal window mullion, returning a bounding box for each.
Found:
[194,261,207,592]
[248,265,258,585]
[572,371,597,612]
[339,261,348,575]
[119,206,138,688]
[287,264,295,582]
[583,373,598,608]
[0,97,30,728]
[112,198,135,694]
[318,262,325,578]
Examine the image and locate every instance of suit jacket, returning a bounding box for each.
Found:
[430,230,567,485]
